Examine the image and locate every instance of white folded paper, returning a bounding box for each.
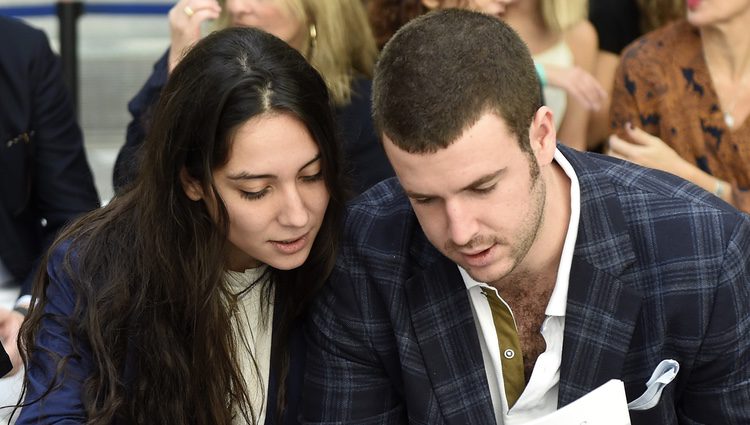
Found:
[524,379,631,425]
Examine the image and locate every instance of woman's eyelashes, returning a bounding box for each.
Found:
[240,187,270,200]
[239,171,323,201]
[300,171,324,182]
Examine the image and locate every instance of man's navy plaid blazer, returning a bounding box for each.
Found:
[303,144,750,424]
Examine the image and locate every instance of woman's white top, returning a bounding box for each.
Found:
[226,265,274,425]
[534,40,574,130]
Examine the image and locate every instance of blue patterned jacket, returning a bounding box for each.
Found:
[304,144,750,424]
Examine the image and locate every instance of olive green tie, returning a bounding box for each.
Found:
[482,288,526,409]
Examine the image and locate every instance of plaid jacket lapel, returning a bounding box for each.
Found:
[404,254,496,425]
[559,257,642,406]
[558,145,642,407]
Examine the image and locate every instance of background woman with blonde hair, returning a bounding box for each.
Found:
[115,0,391,196]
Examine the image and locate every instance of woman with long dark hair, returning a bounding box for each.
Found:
[15,26,344,425]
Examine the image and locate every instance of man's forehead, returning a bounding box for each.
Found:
[384,121,522,194]
[382,112,516,155]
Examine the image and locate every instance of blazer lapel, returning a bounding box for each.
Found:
[404,250,496,425]
[558,147,643,407]
[558,256,642,406]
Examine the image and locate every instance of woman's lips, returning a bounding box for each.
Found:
[271,233,308,255]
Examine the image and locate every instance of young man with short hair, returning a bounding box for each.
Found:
[303,9,750,424]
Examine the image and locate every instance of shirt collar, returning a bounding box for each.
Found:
[546,147,580,317]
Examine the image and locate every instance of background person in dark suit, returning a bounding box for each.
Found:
[0,15,99,375]
[303,10,750,424]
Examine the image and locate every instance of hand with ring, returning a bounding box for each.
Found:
[167,0,222,72]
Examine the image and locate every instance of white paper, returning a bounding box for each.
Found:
[523,379,631,425]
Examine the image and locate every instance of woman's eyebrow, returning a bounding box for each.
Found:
[226,154,321,181]
[299,154,321,171]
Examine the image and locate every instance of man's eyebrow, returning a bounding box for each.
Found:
[404,169,505,200]
[226,154,321,181]
[460,169,503,191]
[404,189,433,200]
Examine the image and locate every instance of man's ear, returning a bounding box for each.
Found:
[529,106,557,166]
[180,167,204,201]
[420,0,441,10]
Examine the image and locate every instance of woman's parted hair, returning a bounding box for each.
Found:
[216,0,378,107]
[373,9,542,154]
[19,26,344,425]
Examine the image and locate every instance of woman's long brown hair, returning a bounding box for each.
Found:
[16,27,345,424]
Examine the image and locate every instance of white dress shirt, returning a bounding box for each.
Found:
[461,148,581,424]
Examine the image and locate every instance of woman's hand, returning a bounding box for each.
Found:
[607,123,690,176]
[608,123,736,204]
[167,0,222,73]
[544,63,608,111]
